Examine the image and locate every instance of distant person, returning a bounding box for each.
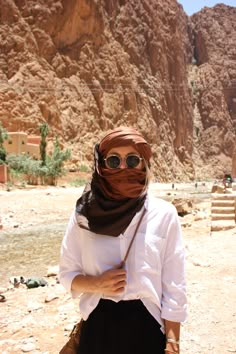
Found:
[223,173,233,190]
[59,127,187,354]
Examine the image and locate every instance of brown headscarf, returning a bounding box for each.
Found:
[76,127,152,236]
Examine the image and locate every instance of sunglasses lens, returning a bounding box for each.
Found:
[106,155,120,169]
[126,155,141,168]
[105,155,142,169]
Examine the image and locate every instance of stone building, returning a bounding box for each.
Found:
[0,132,41,183]
[3,132,41,159]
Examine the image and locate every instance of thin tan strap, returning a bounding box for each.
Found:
[122,207,146,264]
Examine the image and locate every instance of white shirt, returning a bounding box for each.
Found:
[59,193,187,333]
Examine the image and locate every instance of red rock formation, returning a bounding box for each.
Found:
[0,0,235,181]
[191,4,236,179]
[232,146,236,178]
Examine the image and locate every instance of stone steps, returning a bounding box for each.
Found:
[211,207,235,214]
[211,213,235,221]
[211,192,236,231]
[211,193,235,201]
[211,220,236,232]
[212,200,235,207]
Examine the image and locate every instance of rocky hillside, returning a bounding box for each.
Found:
[0,0,235,181]
[190,4,236,180]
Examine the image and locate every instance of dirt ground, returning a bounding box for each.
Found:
[0,181,236,354]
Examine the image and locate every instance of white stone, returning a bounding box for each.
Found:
[20,342,37,352]
[46,265,59,277]
[27,301,43,312]
[45,292,59,303]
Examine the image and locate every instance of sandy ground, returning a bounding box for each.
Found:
[0,183,236,353]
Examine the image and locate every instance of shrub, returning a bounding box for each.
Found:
[69,177,88,187]
[6,154,31,173]
[6,135,71,186]
[7,154,42,185]
[43,137,71,185]
[0,122,8,163]
[79,164,90,173]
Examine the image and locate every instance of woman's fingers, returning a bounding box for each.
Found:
[96,267,127,295]
[112,280,126,293]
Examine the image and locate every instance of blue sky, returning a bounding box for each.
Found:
[177,0,236,16]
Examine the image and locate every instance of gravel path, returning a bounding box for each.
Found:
[0,185,235,353]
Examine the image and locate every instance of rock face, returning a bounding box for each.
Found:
[0,0,235,181]
[190,4,236,180]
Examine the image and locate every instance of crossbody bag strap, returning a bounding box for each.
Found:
[121,207,146,266]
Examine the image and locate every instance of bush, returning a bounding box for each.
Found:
[8,168,25,185]
[44,138,71,185]
[0,122,8,163]
[0,147,7,163]
[6,136,71,186]
[6,154,31,173]
[79,164,90,173]
[7,154,44,185]
[69,177,88,187]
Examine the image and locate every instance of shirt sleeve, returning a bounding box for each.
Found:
[59,210,84,297]
[160,204,187,322]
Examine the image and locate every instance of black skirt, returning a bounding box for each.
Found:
[77,299,166,354]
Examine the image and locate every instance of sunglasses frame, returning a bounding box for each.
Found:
[104,154,143,169]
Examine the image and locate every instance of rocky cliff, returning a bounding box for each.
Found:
[190,4,236,180]
[0,0,235,181]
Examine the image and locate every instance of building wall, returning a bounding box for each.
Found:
[27,136,41,145]
[26,143,40,159]
[4,132,27,154]
[3,132,40,159]
[0,164,8,183]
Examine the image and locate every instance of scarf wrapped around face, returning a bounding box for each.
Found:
[76,127,152,237]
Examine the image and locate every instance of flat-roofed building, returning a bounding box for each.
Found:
[3,132,41,159]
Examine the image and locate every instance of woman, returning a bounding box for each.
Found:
[59,127,187,354]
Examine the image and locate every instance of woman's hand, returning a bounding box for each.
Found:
[95,265,127,295]
[71,264,127,295]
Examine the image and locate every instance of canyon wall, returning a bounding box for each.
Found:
[0,0,235,181]
[190,4,236,179]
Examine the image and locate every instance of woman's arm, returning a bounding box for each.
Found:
[161,205,187,322]
[71,266,127,296]
[59,212,127,296]
[164,319,180,354]
[161,205,187,354]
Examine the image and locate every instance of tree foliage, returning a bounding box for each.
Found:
[7,135,71,186]
[44,136,71,185]
[39,123,49,166]
[0,122,8,163]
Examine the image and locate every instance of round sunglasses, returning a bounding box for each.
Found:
[104,154,143,169]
